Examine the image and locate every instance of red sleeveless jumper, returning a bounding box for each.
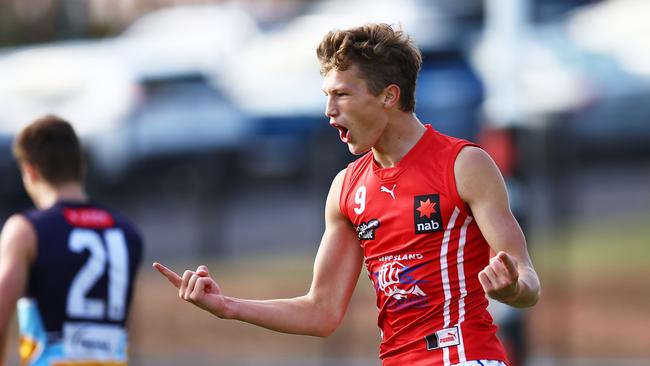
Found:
[340,125,508,366]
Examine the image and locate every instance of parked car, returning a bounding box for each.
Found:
[88,72,253,194]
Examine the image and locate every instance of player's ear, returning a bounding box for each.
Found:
[21,162,39,181]
[382,84,401,109]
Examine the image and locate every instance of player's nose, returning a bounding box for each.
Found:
[325,97,338,118]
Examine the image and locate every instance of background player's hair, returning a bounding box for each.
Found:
[12,115,86,185]
[316,23,422,113]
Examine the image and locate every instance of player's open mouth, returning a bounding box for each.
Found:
[330,122,349,143]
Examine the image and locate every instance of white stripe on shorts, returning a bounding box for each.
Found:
[452,360,507,366]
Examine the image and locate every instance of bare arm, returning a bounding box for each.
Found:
[154,169,364,336]
[456,146,540,308]
[0,215,36,365]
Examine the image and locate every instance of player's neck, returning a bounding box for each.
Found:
[34,182,88,209]
[372,113,425,168]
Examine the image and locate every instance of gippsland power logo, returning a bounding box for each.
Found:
[377,261,427,300]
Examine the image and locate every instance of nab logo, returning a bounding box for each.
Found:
[414,194,444,234]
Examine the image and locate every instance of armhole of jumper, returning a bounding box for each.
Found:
[447,141,479,217]
[338,164,355,220]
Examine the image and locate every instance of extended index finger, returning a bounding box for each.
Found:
[153,262,182,288]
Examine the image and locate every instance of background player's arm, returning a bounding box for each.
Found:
[455,146,540,308]
[154,169,364,336]
[0,215,36,365]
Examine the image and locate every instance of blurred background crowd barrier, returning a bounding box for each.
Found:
[1,0,649,365]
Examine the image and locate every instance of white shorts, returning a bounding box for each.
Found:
[453,361,507,366]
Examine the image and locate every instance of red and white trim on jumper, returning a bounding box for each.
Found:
[440,207,473,366]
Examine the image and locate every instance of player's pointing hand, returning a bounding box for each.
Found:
[153,262,229,318]
[478,251,520,304]
[152,262,182,287]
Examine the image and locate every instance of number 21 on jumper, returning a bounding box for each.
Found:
[67,228,129,322]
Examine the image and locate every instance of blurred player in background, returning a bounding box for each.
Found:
[0,115,143,366]
[155,23,540,366]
